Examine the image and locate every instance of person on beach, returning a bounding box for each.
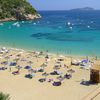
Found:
[9,66,11,72]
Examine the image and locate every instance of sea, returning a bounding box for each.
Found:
[0,10,100,57]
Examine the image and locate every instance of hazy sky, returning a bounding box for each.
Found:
[28,0,100,10]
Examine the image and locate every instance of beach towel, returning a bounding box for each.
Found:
[50,71,59,75]
[0,67,7,70]
[12,71,19,75]
[64,73,72,79]
[25,74,33,79]
[53,81,61,86]
[24,66,31,69]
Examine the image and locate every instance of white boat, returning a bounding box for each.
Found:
[22,21,25,23]
[87,25,90,28]
[0,23,3,26]
[67,22,71,26]
[16,23,20,27]
[12,22,20,27]
[69,27,73,30]
[33,23,36,25]
[12,22,19,26]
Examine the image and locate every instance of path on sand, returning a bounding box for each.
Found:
[82,85,100,100]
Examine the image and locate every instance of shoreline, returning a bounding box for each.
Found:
[0,45,91,59]
[0,14,41,22]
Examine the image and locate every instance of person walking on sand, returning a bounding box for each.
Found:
[9,66,11,72]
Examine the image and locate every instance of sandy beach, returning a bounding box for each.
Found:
[0,47,100,100]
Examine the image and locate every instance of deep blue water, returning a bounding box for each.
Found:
[0,10,100,56]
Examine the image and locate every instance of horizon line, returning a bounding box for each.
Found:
[38,9,100,12]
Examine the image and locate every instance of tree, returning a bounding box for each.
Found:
[0,92,10,100]
[0,0,38,20]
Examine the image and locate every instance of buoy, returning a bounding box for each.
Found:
[33,23,36,25]
[67,22,71,26]
[87,26,90,28]
[69,27,73,30]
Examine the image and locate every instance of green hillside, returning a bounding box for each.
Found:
[0,0,40,21]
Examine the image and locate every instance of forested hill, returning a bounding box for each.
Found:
[0,0,41,21]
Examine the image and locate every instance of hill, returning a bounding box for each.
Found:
[0,0,41,21]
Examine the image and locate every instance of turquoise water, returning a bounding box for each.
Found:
[0,11,100,56]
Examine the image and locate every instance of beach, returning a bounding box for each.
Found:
[1,1,100,100]
[0,47,100,100]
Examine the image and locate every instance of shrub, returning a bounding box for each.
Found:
[0,92,10,100]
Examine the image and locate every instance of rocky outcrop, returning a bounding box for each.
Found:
[24,14,41,20]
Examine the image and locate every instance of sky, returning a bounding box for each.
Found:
[28,0,100,11]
